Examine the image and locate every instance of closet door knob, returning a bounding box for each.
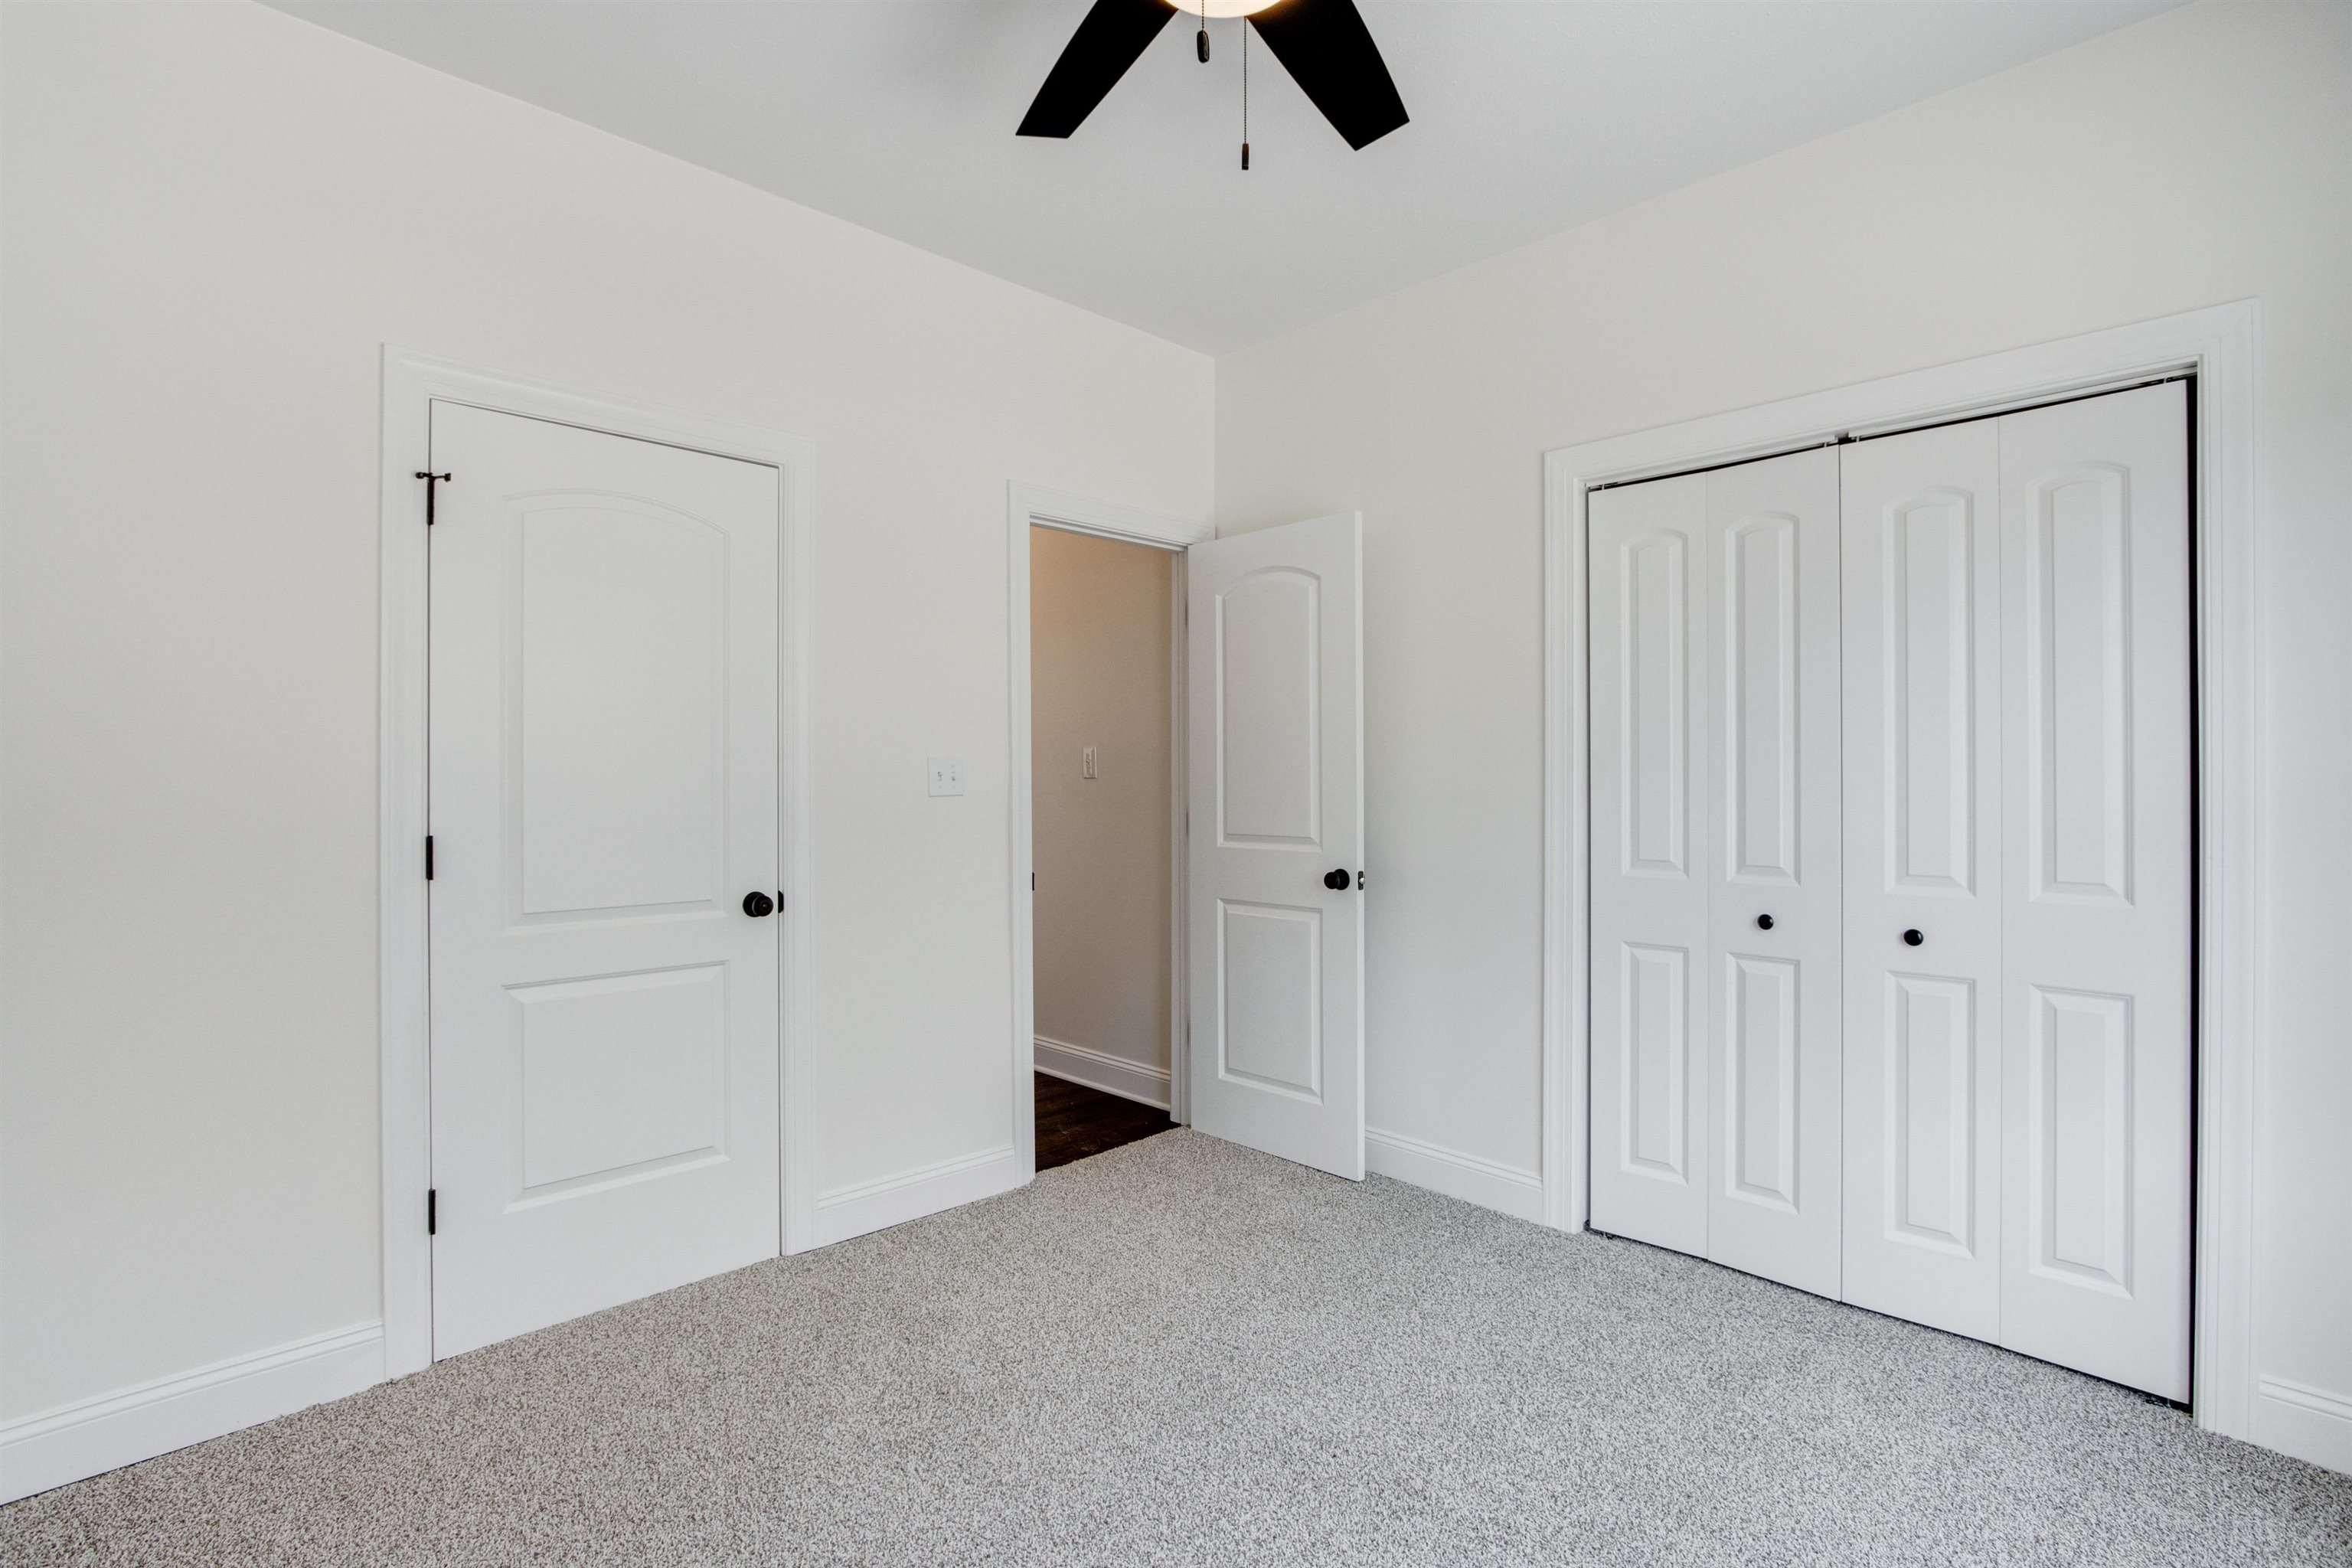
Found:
[742,891,776,918]
[1756,914,1775,931]
[1323,869,1351,890]
[1902,928,1923,947]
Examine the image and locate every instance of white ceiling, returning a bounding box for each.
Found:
[271,1,2174,354]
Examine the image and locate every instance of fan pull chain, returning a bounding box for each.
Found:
[1197,0,1209,62]
[1241,18,1250,169]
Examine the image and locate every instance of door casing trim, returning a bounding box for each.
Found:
[1007,485,1209,1170]
[1541,301,2261,1438]
[377,348,817,1378]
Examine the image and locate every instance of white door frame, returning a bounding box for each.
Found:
[377,348,817,1379]
[1008,485,1211,1171]
[1543,301,2262,1437]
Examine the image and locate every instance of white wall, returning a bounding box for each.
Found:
[1030,528,1174,1092]
[1215,1,2349,1465]
[0,0,1210,1426]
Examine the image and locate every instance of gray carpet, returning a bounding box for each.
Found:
[4,1130,2347,1566]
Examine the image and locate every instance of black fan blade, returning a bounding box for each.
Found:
[1018,0,1177,138]
[1248,0,1408,151]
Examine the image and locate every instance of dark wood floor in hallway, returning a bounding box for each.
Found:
[1034,1073,1175,1172]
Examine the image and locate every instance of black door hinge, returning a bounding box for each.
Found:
[416,470,451,525]
[427,1188,437,1236]
[425,835,435,880]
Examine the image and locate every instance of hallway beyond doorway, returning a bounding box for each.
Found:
[1034,1073,1174,1172]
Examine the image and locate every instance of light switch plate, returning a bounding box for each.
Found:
[1082,746,1097,780]
[926,756,965,797]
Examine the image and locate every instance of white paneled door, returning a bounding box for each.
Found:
[1994,384,2192,1401]
[1589,449,1844,1295]
[428,402,782,1361]
[1187,514,1365,1180]
[1589,383,2192,1401]
[1588,471,1710,1256]
[1704,449,1844,1298]
[1838,416,2007,1342]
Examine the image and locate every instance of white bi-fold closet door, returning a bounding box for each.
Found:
[1589,445,1845,1296]
[1589,381,2193,1402]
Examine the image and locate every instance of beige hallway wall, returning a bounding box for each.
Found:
[1030,528,1174,1094]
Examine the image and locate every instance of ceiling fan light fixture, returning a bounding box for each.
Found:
[1020,0,1406,152]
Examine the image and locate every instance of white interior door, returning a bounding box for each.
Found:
[428,401,781,1360]
[1995,382,2192,1402]
[1589,472,1710,1255]
[1838,416,2007,1344]
[1703,447,1844,1298]
[1185,513,1364,1180]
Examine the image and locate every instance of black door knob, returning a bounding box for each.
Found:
[1324,869,1351,890]
[1903,928,1923,946]
[1756,914,1775,931]
[742,891,776,918]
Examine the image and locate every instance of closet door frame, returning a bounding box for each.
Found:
[1541,301,2260,1440]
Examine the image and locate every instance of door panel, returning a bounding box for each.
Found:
[1724,513,1799,883]
[512,964,726,1192]
[2025,985,2132,1288]
[1885,972,1978,1252]
[1217,570,1324,845]
[1840,418,2004,1343]
[429,401,780,1360]
[1703,449,1841,1297]
[1187,514,1364,1178]
[1623,528,1694,877]
[1997,382,2191,1401]
[1724,953,1799,1206]
[1219,901,1323,1096]
[514,505,727,917]
[1622,941,1694,1178]
[1886,491,1981,893]
[1589,474,1710,1255]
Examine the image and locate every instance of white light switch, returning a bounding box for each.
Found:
[1082,746,1097,780]
[926,756,965,797]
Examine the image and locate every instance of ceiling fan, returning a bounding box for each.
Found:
[1017,0,1408,164]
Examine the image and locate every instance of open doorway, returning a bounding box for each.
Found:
[1028,524,1180,1171]
[1009,485,1367,1184]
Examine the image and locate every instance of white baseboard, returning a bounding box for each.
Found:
[1365,1127,1546,1223]
[813,1144,1024,1247]
[1034,1034,1171,1109]
[0,1321,385,1504]
[2255,1376,2352,1476]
